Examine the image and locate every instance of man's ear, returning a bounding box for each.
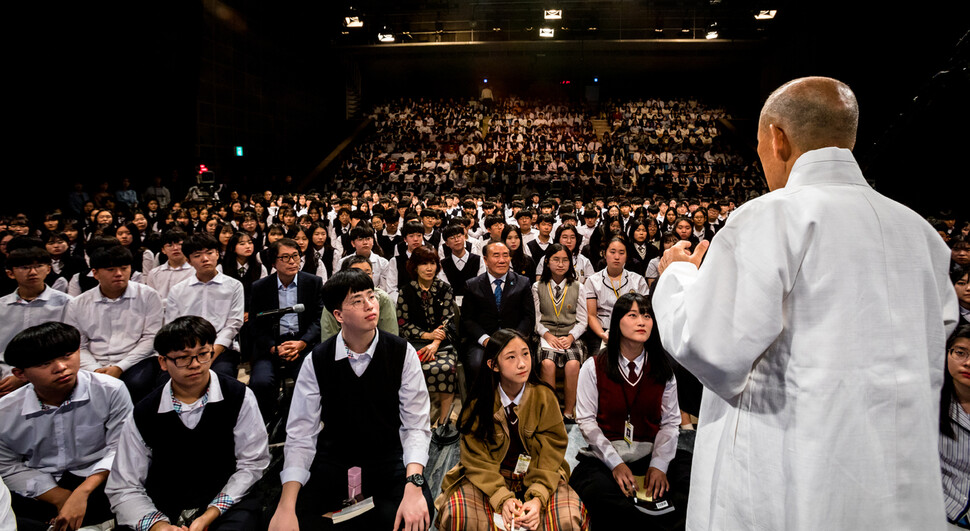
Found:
[157,355,169,373]
[332,308,343,325]
[770,124,793,164]
[5,269,14,281]
[12,368,28,383]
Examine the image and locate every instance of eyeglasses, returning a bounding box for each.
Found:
[345,292,377,310]
[277,253,301,263]
[948,348,969,361]
[164,351,213,368]
[13,264,49,272]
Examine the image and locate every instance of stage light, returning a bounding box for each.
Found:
[378,27,395,42]
[344,16,363,28]
[483,78,488,83]
[539,27,554,37]
[544,9,562,20]
[754,10,777,20]
[235,146,243,156]
[681,20,691,34]
[706,22,718,39]
[593,77,599,83]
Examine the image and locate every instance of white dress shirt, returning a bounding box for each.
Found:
[0,287,73,377]
[280,330,431,486]
[65,282,164,372]
[575,352,680,472]
[584,269,650,329]
[165,273,244,350]
[0,371,132,497]
[0,476,13,531]
[145,261,195,303]
[106,371,269,529]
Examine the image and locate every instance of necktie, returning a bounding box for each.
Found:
[238,265,247,276]
[628,361,638,382]
[554,285,563,299]
[493,278,503,306]
[506,403,518,425]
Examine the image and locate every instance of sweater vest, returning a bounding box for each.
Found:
[312,330,406,466]
[133,373,245,519]
[440,253,481,297]
[593,352,665,443]
[536,280,581,337]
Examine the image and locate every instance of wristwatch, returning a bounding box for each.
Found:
[405,474,426,487]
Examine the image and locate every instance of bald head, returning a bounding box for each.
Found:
[760,76,859,152]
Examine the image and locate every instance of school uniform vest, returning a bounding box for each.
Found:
[133,373,245,519]
[592,353,665,443]
[78,268,99,294]
[440,253,481,297]
[312,330,406,465]
[526,239,550,262]
[536,280,581,337]
[423,230,441,250]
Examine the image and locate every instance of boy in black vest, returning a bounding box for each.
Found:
[268,269,433,530]
[106,316,269,531]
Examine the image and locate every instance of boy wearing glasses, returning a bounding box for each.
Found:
[0,322,131,531]
[268,269,432,531]
[248,238,324,422]
[0,244,73,398]
[165,233,244,379]
[106,316,269,531]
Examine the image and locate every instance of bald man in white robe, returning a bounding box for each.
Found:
[654,77,959,530]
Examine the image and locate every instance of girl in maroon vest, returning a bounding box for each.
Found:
[570,292,685,529]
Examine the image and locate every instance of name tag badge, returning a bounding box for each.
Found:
[624,420,635,447]
[513,454,531,476]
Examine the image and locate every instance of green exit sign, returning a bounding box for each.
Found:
[235,146,244,156]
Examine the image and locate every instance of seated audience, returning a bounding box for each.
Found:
[321,255,398,342]
[571,293,685,529]
[436,328,588,531]
[107,316,269,531]
[268,269,433,530]
[0,322,132,531]
[65,245,164,403]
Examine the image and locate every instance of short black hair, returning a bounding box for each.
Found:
[537,213,556,226]
[6,322,80,369]
[322,269,374,314]
[90,245,133,269]
[340,255,372,271]
[154,316,217,356]
[515,209,533,220]
[484,215,505,230]
[402,220,425,238]
[6,236,45,255]
[181,233,220,256]
[349,225,376,241]
[268,238,300,263]
[161,229,187,246]
[442,224,465,241]
[5,245,51,269]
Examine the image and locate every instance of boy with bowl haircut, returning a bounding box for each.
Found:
[107,316,269,531]
[0,322,132,531]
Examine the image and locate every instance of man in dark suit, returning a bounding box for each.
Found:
[248,238,324,421]
[460,241,536,385]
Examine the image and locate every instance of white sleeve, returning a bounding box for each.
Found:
[106,413,166,529]
[575,358,624,470]
[649,377,680,474]
[570,283,589,339]
[281,355,323,486]
[533,282,548,337]
[216,389,270,510]
[399,343,432,468]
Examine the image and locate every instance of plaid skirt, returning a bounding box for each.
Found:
[437,470,589,531]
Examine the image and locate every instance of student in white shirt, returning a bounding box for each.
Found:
[338,225,397,301]
[65,245,165,403]
[165,233,245,379]
[571,292,683,528]
[0,322,132,531]
[0,245,73,397]
[585,236,649,350]
[107,316,269,531]
[268,269,432,531]
[145,230,194,304]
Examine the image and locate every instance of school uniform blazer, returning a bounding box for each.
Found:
[249,271,324,356]
[436,383,569,512]
[460,271,535,345]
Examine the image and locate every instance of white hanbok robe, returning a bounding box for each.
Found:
[654,147,959,530]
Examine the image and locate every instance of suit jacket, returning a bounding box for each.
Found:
[460,271,535,345]
[249,271,324,357]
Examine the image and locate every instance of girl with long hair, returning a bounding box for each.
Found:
[436,329,589,531]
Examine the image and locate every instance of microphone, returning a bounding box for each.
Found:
[255,303,305,319]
